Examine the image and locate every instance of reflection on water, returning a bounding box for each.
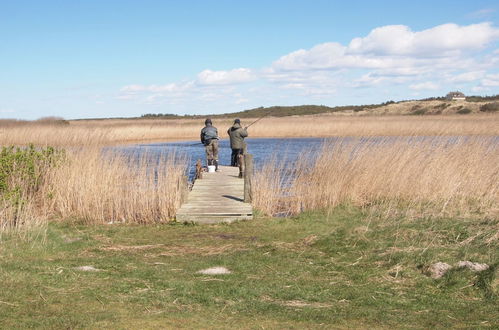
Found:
[114,136,499,181]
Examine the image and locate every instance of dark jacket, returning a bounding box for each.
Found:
[201,124,218,145]
[227,123,248,149]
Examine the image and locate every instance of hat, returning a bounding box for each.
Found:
[234,118,241,124]
[205,118,212,125]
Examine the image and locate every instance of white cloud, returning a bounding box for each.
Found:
[235,97,249,104]
[273,43,350,70]
[116,94,137,100]
[144,94,165,104]
[196,68,255,85]
[409,82,440,90]
[271,23,499,74]
[120,82,194,94]
[0,108,15,113]
[471,86,486,93]
[272,42,410,71]
[267,23,499,97]
[120,84,145,93]
[481,73,499,87]
[199,92,222,101]
[118,82,195,105]
[118,22,499,110]
[348,23,499,56]
[469,8,496,19]
[447,71,486,83]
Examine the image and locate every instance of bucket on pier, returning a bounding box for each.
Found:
[208,165,216,173]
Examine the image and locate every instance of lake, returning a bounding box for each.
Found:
[117,137,326,179]
[115,136,499,181]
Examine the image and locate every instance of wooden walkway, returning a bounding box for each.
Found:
[176,165,253,224]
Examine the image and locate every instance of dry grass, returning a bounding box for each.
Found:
[0,196,47,240]
[253,137,499,219]
[247,114,499,137]
[1,113,497,231]
[42,149,187,224]
[1,114,498,147]
[358,99,490,115]
[0,147,187,237]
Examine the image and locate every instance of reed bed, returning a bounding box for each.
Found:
[246,114,499,138]
[252,137,499,219]
[0,148,187,237]
[42,149,187,224]
[1,114,498,147]
[1,113,497,233]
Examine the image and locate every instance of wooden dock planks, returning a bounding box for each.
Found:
[176,165,253,224]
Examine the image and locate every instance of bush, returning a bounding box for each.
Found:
[35,117,70,125]
[457,108,472,114]
[480,102,499,112]
[433,103,450,110]
[0,145,63,228]
[411,105,427,115]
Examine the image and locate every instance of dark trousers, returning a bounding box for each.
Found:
[230,148,244,166]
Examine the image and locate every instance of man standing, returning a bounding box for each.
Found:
[227,118,248,176]
[200,118,219,171]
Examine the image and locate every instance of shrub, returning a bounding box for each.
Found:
[411,106,427,115]
[0,145,63,230]
[480,102,499,112]
[433,103,450,111]
[457,108,472,114]
[35,117,70,125]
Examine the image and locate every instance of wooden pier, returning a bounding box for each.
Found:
[176,165,253,224]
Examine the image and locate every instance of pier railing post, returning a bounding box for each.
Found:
[244,154,253,203]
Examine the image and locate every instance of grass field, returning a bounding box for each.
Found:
[1,113,497,328]
[0,207,497,329]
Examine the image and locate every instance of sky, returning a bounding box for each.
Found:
[1,0,499,120]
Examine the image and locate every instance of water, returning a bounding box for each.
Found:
[115,137,326,179]
[115,136,499,181]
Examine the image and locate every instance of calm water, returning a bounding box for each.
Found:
[117,137,326,179]
[114,136,498,181]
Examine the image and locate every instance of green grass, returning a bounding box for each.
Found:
[0,207,497,329]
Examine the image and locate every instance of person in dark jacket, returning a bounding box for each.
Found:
[227,119,248,176]
[200,118,219,171]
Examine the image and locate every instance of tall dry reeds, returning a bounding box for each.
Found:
[43,149,187,224]
[0,146,188,237]
[252,137,499,219]
[1,115,498,147]
[251,157,296,216]
[246,114,499,138]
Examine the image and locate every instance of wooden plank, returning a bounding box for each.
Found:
[175,165,253,224]
[179,209,251,213]
[179,205,252,210]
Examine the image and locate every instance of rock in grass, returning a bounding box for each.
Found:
[74,266,102,272]
[456,261,489,272]
[427,261,490,279]
[429,262,452,279]
[63,237,82,243]
[197,267,231,275]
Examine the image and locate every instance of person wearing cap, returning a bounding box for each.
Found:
[200,118,219,171]
[227,118,248,176]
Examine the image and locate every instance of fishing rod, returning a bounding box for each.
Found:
[245,110,272,129]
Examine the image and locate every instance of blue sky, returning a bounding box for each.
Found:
[1,0,499,119]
